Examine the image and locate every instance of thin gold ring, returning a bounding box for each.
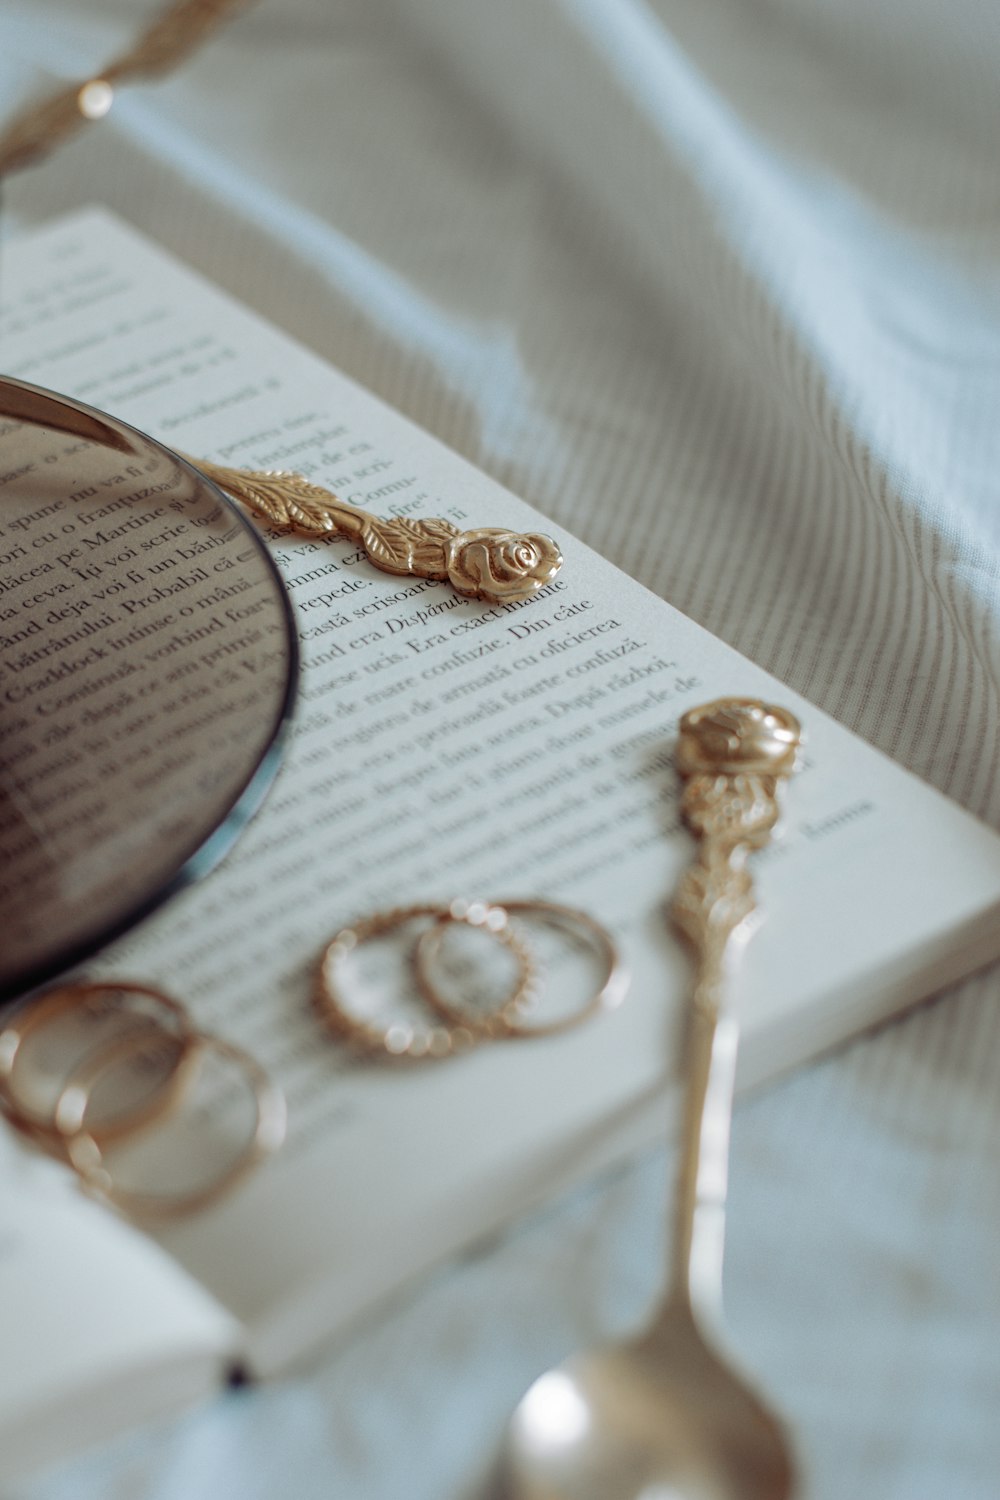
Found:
[412,897,543,1039]
[60,1031,287,1220]
[315,901,535,1059]
[0,980,195,1143]
[415,899,627,1038]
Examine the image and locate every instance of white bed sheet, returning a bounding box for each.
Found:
[3,2,999,1495]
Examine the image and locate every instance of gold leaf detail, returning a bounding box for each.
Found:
[359,516,458,577]
[186,460,344,535]
[672,856,755,956]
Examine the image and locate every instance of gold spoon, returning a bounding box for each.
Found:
[495,697,802,1500]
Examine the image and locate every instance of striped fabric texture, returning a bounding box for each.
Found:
[4,0,1000,1496]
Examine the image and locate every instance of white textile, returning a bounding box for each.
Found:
[3,1,999,1496]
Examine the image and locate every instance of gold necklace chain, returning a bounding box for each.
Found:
[0,0,257,177]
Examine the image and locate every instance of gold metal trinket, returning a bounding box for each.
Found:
[671,696,803,1014]
[187,457,564,606]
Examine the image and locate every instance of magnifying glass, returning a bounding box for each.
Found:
[0,375,298,1003]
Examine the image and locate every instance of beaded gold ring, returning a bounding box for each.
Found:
[415,898,627,1038]
[315,900,536,1059]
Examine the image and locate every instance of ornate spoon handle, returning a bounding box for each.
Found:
[666,697,802,1319]
[187,455,563,606]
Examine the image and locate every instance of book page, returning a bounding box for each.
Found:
[0,1128,239,1486]
[3,209,1000,1371]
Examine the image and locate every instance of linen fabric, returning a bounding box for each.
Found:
[3,1,999,1495]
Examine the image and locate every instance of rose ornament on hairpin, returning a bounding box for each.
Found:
[183,457,564,606]
[444,529,562,603]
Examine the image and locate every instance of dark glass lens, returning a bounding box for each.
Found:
[0,376,297,1002]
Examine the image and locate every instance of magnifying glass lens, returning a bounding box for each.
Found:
[0,377,297,1001]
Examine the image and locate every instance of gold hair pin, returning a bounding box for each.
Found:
[185,457,564,606]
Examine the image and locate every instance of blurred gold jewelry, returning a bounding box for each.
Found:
[0,980,194,1144]
[0,0,257,176]
[670,695,802,1299]
[671,698,804,1002]
[315,901,534,1058]
[186,456,564,606]
[411,898,542,1039]
[61,1031,287,1220]
[416,899,626,1037]
[493,704,800,1500]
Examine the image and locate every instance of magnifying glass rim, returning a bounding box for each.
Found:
[0,375,300,1004]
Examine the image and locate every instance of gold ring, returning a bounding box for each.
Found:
[315,901,535,1059]
[415,899,627,1038]
[0,980,195,1144]
[413,898,543,1039]
[60,1031,287,1220]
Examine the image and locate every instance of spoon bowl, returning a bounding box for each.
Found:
[497,1301,795,1500]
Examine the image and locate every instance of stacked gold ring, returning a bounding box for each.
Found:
[0,980,285,1218]
[316,901,537,1058]
[315,897,626,1059]
[60,1031,288,1220]
[416,898,626,1038]
[0,981,195,1146]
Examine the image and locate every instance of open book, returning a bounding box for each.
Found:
[3,208,1000,1485]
